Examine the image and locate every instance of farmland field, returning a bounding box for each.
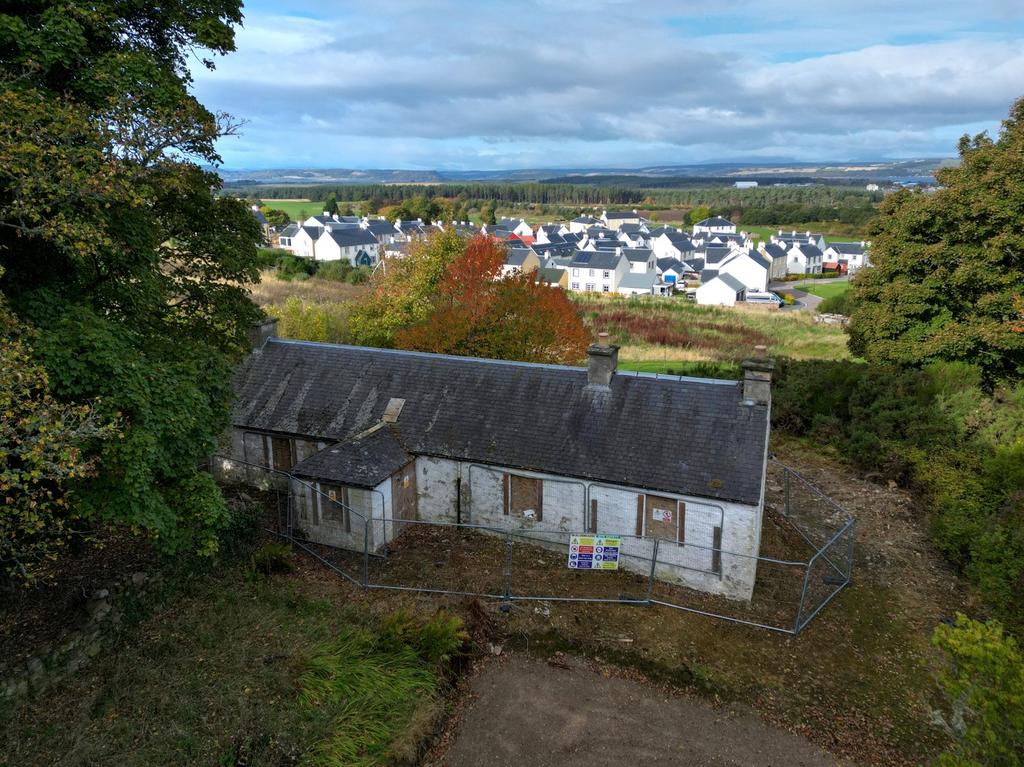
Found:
[257,198,334,220]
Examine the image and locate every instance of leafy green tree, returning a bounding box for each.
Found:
[260,206,291,227]
[849,97,1024,382]
[932,614,1024,767]
[0,0,262,559]
[0,275,118,586]
[481,202,497,226]
[348,229,466,347]
[688,205,711,225]
[322,192,339,215]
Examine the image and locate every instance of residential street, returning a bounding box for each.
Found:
[769,276,850,311]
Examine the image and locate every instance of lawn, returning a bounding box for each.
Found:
[740,223,869,243]
[259,199,340,221]
[792,280,851,300]
[576,295,851,377]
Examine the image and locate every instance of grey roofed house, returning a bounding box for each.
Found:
[505,248,533,267]
[535,267,566,285]
[684,258,706,272]
[743,251,771,270]
[586,226,616,238]
[762,243,788,261]
[572,215,599,224]
[326,228,379,247]
[618,222,645,234]
[292,425,411,488]
[799,244,823,258]
[362,219,396,236]
[252,208,268,226]
[533,241,576,257]
[700,268,719,283]
[704,245,732,265]
[657,257,689,273]
[716,273,747,293]
[569,250,625,270]
[621,248,654,263]
[604,210,637,220]
[279,223,299,238]
[233,338,769,504]
[648,226,679,237]
[301,224,323,240]
[594,239,622,250]
[828,242,866,254]
[561,232,583,244]
[542,255,574,269]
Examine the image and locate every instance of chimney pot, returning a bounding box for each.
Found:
[741,346,774,406]
[249,317,278,352]
[586,336,618,388]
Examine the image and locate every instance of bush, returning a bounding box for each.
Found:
[380,610,468,666]
[249,542,296,575]
[773,360,1024,626]
[932,615,1024,767]
[348,266,372,285]
[267,295,351,344]
[819,291,853,315]
[317,260,353,282]
[277,255,318,281]
[255,247,281,269]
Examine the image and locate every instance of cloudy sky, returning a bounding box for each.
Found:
[191,0,1024,170]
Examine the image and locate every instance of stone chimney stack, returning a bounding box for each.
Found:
[249,317,278,352]
[741,345,774,406]
[586,332,619,388]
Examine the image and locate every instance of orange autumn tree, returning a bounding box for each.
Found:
[396,234,590,364]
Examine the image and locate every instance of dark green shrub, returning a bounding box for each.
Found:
[249,542,296,575]
[277,255,318,281]
[255,248,281,269]
[819,291,853,315]
[347,266,372,285]
[317,261,353,282]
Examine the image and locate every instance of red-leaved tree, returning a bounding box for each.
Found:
[396,235,590,364]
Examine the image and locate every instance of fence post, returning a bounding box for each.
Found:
[784,468,791,518]
[646,538,660,602]
[845,521,855,581]
[794,555,814,634]
[362,518,370,588]
[503,531,514,602]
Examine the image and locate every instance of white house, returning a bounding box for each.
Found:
[786,243,824,275]
[601,210,644,230]
[535,224,570,244]
[773,230,827,252]
[719,250,771,293]
[651,231,696,262]
[656,257,693,287]
[227,326,775,602]
[692,216,737,236]
[494,218,534,238]
[696,273,747,306]
[567,251,629,293]
[620,247,657,274]
[277,223,299,251]
[291,225,323,259]
[315,227,381,265]
[568,215,601,233]
[823,242,870,272]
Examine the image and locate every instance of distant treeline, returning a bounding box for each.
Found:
[233,180,881,226]
[542,174,872,188]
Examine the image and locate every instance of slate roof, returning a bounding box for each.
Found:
[828,242,865,255]
[656,257,687,273]
[252,209,268,226]
[363,220,396,236]
[704,245,732,265]
[291,426,411,487]
[569,251,624,270]
[797,244,823,258]
[233,339,769,504]
[761,243,788,260]
[604,210,637,220]
[571,215,599,224]
[535,267,566,285]
[700,268,719,283]
[621,248,653,263]
[618,272,659,290]
[279,224,299,238]
[505,248,533,267]
[684,258,706,272]
[325,228,379,247]
[717,273,747,292]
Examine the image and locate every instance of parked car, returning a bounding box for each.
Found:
[744,291,783,305]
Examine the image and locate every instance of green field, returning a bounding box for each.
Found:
[258,199,333,220]
[792,280,851,300]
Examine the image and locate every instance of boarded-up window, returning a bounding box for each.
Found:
[242,432,267,467]
[642,494,686,543]
[505,474,543,521]
[271,437,293,471]
[319,483,350,533]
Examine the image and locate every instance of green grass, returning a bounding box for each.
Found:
[0,570,452,766]
[258,199,345,221]
[792,280,851,300]
[740,223,868,243]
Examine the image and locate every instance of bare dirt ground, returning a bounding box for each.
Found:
[428,654,845,767]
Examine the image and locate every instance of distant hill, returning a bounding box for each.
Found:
[216,159,953,187]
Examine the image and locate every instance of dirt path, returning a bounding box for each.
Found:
[433,655,845,767]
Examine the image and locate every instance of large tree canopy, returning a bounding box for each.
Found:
[848,97,1024,382]
[0,0,261,576]
[350,231,590,364]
